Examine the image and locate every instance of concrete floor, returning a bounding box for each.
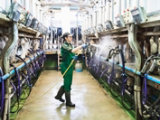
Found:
[16,70,132,120]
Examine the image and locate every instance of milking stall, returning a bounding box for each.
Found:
[1,0,160,120]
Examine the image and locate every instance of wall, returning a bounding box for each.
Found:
[0,0,50,27]
[83,0,160,31]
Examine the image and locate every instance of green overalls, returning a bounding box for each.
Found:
[60,42,75,92]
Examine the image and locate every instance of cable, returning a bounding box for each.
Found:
[10,64,21,113]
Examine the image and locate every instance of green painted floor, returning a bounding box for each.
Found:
[16,70,132,120]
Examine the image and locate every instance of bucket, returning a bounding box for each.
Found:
[75,61,83,72]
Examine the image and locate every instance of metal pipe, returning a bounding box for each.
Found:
[119,0,121,15]
[107,0,110,20]
[137,0,140,7]
[103,5,106,25]
[90,15,93,28]
[111,0,114,22]
[101,6,103,25]
[76,13,79,46]
[127,24,142,119]
[95,11,98,27]
[124,0,127,9]
[2,51,43,81]
[106,60,160,84]
[144,0,147,10]
[92,52,160,86]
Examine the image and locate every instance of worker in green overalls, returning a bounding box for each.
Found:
[55,32,87,107]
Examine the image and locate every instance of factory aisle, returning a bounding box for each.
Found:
[16,70,132,120]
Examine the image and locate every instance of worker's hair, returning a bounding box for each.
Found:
[62,32,71,41]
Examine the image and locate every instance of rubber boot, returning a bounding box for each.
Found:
[65,91,75,107]
[55,86,65,102]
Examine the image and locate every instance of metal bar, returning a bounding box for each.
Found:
[140,20,160,28]
[119,0,121,15]
[118,64,160,84]
[112,0,114,22]
[124,0,127,9]
[99,27,127,36]
[143,32,160,36]
[111,34,128,39]
[100,56,160,85]
[41,1,92,8]
[107,1,110,20]
[1,51,43,82]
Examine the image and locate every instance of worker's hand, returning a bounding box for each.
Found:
[82,43,88,49]
[72,55,78,60]
[75,49,82,55]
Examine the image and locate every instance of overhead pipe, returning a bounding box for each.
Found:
[41,1,92,8]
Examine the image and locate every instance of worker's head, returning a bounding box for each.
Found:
[62,32,72,43]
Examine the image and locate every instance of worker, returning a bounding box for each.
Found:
[55,32,88,107]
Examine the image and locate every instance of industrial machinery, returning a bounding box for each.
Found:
[1,0,160,120]
[86,40,160,120]
[115,15,125,27]
[105,20,114,30]
[130,7,147,24]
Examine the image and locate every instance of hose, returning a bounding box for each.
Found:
[26,55,37,77]
[140,55,160,119]
[10,64,21,113]
[16,55,32,87]
[10,81,19,113]
[25,53,79,105]
[10,52,45,113]
[107,55,120,98]
[28,49,39,73]
[31,49,40,71]
[36,50,44,67]
[118,48,134,110]
[100,65,109,78]
[0,68,5,117]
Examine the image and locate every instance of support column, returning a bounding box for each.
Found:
[3,22,18,120]
[128,23,142,120]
